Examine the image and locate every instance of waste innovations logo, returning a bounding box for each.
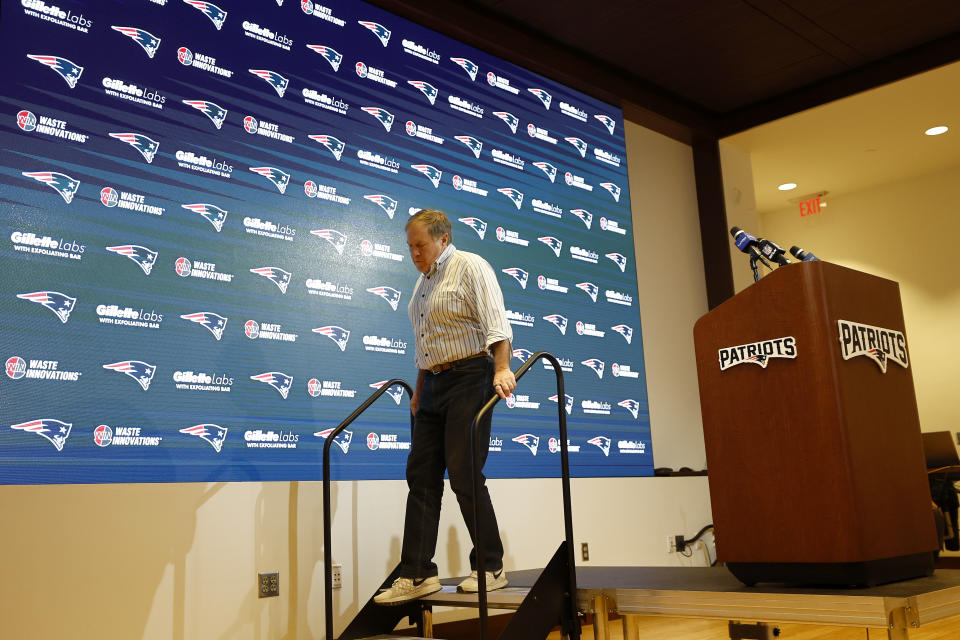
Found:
[301,2,346,27]
[100,187,165,215]
[174,256,234,283]
[177,47,233,78]
[16,110,88,143]
[242,115,294,142]
[5,356,81,382]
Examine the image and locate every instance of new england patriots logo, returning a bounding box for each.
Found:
[606,252,628,272]
[576,282,598,302]
[26,54,83,88]
[611,324,633,344]
[249,69,289,97]
[407,80,438,105]
[10,419,72,451]
[180,424,228,452]
[315,428,353,453]
[249,167,290,194]
[454,135,482,158]
[599,182,621,202]
[106,245,158,275]
[250,267,292,293]
[251,371,293,398]
[369,380,405,405]
[538,236,562,257]
[313,326,350,351]
[512,434,539,455]
[595,113,616,135]
[502,267,528,289]
[358,20,391,46]
[533,161,557,182]
[549,394,574,416]
[512,348,534,363]
[182,100,227,129]
[528,88,552,109]
[17,291,76,323]
[565,136,587,157]
[111,26,161,58]
[458,217,487,240]
[543,314,568,335]
[364,194,398,219]
[492,111,518,134]
[180,312,227,340]
[21,171,79,203]
[618,399,641,419]
[581,358,605,379]
[309,134,345,161]
[311,228,346,255]
[497,187,523,210]
[450,57,478,81]
[183,0,227,30]
[109,132,159,163]
[362,106,394,132]
[570,208,593,229]
[412,164,442,188]
[182,203,228,232]
[103,360,157,390]
[306,44,342,71]
[366,286,401,311]
[588,435,611,456]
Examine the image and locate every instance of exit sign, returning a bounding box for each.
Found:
[799,197,823,217]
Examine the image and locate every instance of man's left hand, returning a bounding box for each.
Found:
[493,368,516,399]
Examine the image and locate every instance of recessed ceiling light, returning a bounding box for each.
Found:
[925,126,949,136]
[778,183,797,191]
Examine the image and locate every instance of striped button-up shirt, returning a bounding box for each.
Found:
[408,243,513,370]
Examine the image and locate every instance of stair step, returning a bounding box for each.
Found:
[418,585,530,609]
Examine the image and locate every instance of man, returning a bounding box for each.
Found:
[374,209,517,605]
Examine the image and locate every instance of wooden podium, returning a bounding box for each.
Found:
[693,261,936,586]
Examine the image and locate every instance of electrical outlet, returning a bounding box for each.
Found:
[667,535,676,553]
[258,572,279,598]
[675,535,686,553]
[331,562,342,589]
[581,542,589,561]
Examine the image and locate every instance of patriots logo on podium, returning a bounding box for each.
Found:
[412,164,442,188]
[249,69,289,97]
[575,282,599,302]
[358,20,391,46]
[594,113,616,135]
[315,428,353,453]
[581,358,605,379]
[309,134,345,161]
[570,208,593,229]
[251,371,293,398]
[183,0,227,30]
[180,312,228,340]
[599,182,621,202]
[543,314,568,335]
[109,132,159,163]
[180,424,228,452]
[532,161,557,183]
[449,57,478,81]
[366,286,401,311]
[182,100,227,129]
[311,228,347,255]
[618,398,641,420]
[313,326,350,351]
[362,107,394,132]
[564,136,587,158]
[587,435,611,457]
[512,348,534,363]
[497,187,523,210]
[512,434,539,456]
[527,88,552,109]
[454,135,482,158]
[10,419,72,451]
[250,267,292,293]
[407,80,438,105]
[306,44,342,71]
[103,360,157,390]
[492,111,518,134]
[548,394,575,416]
[249,167,290,194]
[21,171,79,203]
[26,54,83,88]
[458,217,487,240]
[502,267,528,289]
[17,291,76,323]
[364,194,398,219]
[611,324,633,344]
[606,252,628,272]
[538,236,562,257]
[111,26,161,58]
[182,203,228,232]
[106,244,158,275]
[369,380,405,405]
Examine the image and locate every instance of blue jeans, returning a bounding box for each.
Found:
[400,356,504,578]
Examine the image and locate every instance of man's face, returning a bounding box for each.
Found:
[407,222,448,274]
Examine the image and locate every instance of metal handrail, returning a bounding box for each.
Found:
[471,351,579,640]
[322,378,414,640]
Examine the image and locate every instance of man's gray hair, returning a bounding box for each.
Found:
[406,208,452,240]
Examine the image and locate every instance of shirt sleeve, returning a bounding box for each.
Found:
[468,255,513,348]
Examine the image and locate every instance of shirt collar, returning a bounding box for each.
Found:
[426,243,455,277]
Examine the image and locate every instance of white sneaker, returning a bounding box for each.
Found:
[457,569,508,593]
[374,576,441,605]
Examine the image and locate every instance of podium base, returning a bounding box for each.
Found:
[727,552,935,587]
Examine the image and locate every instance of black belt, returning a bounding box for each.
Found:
[426,352,488,375]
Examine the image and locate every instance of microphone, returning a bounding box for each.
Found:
[758,238,790,266]
[730,227,773,282]
[789,246,820,262]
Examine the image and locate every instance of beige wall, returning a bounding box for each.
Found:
[0,119,713,640]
